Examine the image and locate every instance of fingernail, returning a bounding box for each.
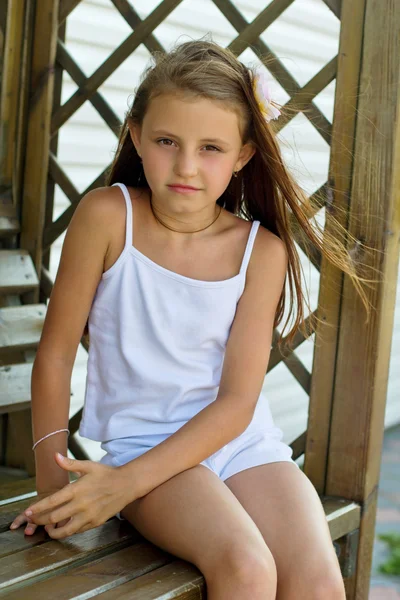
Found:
[25,510,33,516]
[10,523,16,529]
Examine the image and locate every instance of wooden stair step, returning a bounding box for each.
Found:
[0,203,20,238]
[0,250,39,295]
[0,363,33,414]
[0,304,46,358]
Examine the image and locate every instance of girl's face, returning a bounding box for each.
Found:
[128,93,255,212]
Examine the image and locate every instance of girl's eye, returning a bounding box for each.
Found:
[158,138,174,146]
[157,139,220,152]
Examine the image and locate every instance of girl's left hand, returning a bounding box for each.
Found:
[23,453,132,539]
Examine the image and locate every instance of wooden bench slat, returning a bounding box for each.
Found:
[0,250,39,295]
[0,543,174,599]
[87,560,204,600]
[0,474,78,524]
[0,476,37,503]
[321,496,361,540]
[0,520,143,591]
[1,488,361,541]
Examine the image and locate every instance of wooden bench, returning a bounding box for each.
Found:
[0,477,361,598]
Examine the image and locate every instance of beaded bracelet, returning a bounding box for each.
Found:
[32,429,70,451]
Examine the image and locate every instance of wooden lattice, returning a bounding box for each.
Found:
[37,0,344,463]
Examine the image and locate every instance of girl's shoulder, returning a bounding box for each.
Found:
[113,184,283,275]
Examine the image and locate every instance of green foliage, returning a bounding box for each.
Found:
[377,533,400,575]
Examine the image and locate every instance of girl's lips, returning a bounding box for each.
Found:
[168,185,199,193]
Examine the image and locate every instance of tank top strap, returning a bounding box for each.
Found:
[239,220,261,276]
[111,182,133,248]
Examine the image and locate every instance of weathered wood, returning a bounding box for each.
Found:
[0,305,45,357]
[268,312,316,372]
[0,1,7,65]
[4,410,35,475]
[323,0,342,19]
[0,202,19,237]
[0,520,145,592]
[58,0,81,26]
[1,550,200,600]
[321,496,361,541]
[56,39,121,135]
[274,57,338,134]
[309,0,400,598]
[42,17,67,281]
[0,476,36,502]
[334,529,360,581]
[87,560,204,600]
[19,0,59,289]
[0,479,360,598]
[14,0,36,219]
[0,363,33,414]
[112,0,167,56]
[0,251,39,296]
[305,0,367,493]
[0,0,25,193]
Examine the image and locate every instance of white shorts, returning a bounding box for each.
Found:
[99,426,299,521]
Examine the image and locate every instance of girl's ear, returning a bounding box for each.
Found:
[127,118,142,156]
[235,142,256,172]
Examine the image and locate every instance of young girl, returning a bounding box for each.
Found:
[10,39,369,599]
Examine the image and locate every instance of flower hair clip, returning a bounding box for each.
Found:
[251,68,281,123]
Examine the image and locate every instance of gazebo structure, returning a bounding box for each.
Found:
[0,0,399,598]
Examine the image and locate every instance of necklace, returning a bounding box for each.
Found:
[149,196,222,233]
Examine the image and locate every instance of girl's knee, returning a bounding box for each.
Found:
[276,561,345,600]
[311,573,346,600]
[206,541,277,590]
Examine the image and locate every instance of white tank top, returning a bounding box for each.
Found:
[79,182,264,442]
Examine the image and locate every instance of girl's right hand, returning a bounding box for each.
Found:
[9,489,71,536]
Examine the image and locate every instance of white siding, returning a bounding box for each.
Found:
[50,0,399,462]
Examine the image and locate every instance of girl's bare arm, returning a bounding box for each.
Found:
[31,186,115,488]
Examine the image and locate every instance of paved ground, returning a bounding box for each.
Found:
[369,424,400,598]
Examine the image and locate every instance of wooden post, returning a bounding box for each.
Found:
[19,0,59,288]
[306,0,366,490]
[307,0,400,597]
[0,0,26,198]
[4,0,59,474]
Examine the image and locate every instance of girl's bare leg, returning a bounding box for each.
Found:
[120,464,277,599]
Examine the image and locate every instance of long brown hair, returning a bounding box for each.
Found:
[85,38,378,351]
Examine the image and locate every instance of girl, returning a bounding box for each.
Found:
[10,39,370,599]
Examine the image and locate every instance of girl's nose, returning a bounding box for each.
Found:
[173,153,198,178]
